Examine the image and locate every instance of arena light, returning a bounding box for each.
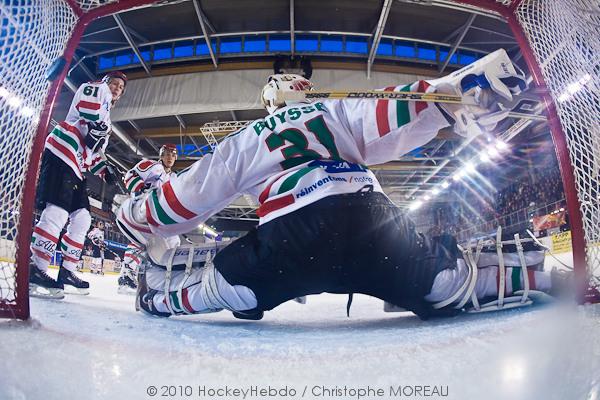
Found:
[408,200,423,211]
[441,181,450,189]
[423,195,431,201]
[487,146,500,158]
[20,106,35,117]
[495,140,509,151]
[200,224,218,237]
[558,74,591,102]
[479,152,491,163]
[431,187,440,196]
[0,87,9,98]
[465,161,477,174]
[453,170,466,181]
[7,95,22,108]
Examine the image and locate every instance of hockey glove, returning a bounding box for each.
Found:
[123,169,145,194]
[431,49,527,138]
[85,121,109,151]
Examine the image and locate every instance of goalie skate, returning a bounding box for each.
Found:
[29,264,64,300]
[118,275,137,295]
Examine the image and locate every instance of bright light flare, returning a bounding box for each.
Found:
[495,140,509,151]
[20,106,35,117]
[487,146,500,158]
[465,161,477,174]
[408,201,423,211]
[8,96,22,108]
[558,74,591,102]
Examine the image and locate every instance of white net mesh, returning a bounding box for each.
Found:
[0,1,78,314]
[75,0,119,12]
[514,0,600,293]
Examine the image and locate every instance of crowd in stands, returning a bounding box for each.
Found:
[495,168,564,217]
[422,165,567,238]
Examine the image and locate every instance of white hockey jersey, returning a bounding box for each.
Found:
[87,227,105,247]
[124,160,172,193]
[143,80,450,236]
[122,243,142,270]
[45,81,113,180]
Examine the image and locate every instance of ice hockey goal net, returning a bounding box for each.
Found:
[0,0,598,319]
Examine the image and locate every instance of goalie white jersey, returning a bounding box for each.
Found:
[142,79,450,236]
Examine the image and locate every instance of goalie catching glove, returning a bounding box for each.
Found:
[431,48,527,138]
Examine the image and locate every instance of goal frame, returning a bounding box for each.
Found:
[1,0,592,319]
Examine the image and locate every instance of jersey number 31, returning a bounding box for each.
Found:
[265,115,341,170]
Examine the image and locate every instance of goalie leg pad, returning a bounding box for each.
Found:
[142,250,258,315]
[198,255,258,313]
[427,228,551,312]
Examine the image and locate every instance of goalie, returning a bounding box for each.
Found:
[117,49,563,320]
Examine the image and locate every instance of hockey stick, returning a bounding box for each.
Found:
[277,90,547,122]
[277,89,475,105]
[97,149,128,194]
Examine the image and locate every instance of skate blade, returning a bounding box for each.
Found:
[293,296,307,304]
[118,286,137,295]
[64,286,90,296]
[383,301,408,313]
[29,284,64,300]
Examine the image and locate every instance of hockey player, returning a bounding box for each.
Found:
[123,143,178,194]
[117,243,143,294]
[29,71,127,298]
[87,220,106,275]
[117,49,556,320]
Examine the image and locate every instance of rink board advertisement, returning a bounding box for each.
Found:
[551,231,572,254]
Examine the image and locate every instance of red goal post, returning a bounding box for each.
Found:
[0,0,597,319]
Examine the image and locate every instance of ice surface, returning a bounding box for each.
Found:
[1,271,599,400]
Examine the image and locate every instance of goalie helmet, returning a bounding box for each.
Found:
[159,143,178,159]
[260,74,314,114]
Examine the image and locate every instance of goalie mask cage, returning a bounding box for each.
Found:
[0,0,598,319]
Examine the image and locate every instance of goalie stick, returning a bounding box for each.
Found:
[277,90,547,122]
